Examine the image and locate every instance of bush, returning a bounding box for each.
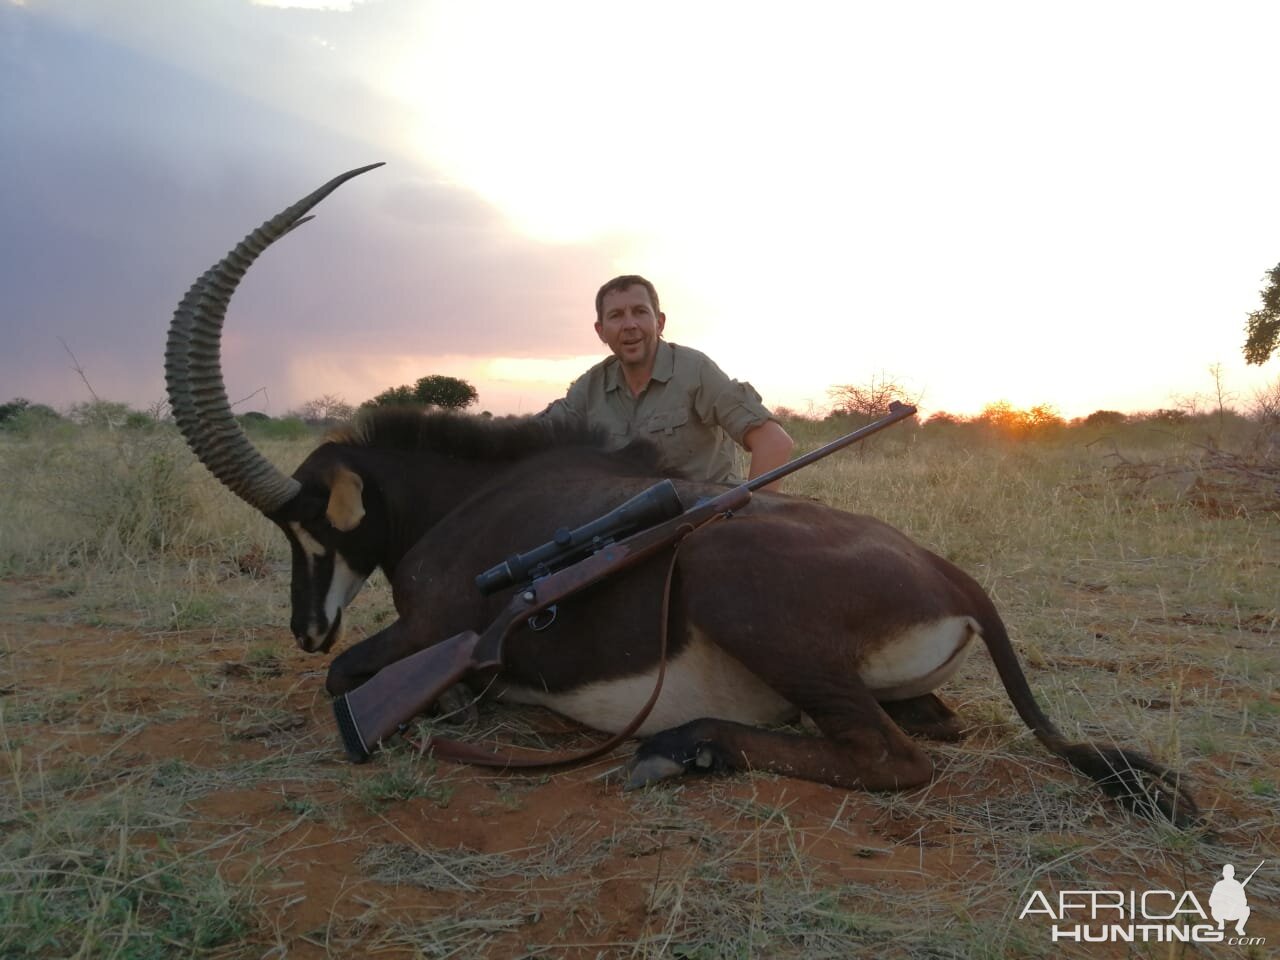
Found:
[1084,410,1127,426]
[2,430,200,566]
[0,404,65,437]
[0,397,32,424]
[240,415,313,441]
[68,400,135,429]
[1142,409,1189,425]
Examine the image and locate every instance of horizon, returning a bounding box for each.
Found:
[9,380,1272,427]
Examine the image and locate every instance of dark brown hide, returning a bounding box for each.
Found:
[320,412,1197,825]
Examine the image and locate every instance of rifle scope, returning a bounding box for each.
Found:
[475,479,686,595]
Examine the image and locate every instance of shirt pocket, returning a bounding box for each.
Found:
[645,409,690,436]
[643,408,699,472]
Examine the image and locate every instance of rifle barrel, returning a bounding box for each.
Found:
[1241,859,1265,886]
[746,401,917,493]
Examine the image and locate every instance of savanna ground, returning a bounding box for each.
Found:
[1,412,1277,958]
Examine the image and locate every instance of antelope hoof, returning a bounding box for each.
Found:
[625,754,687,791]
[626,728,728,790]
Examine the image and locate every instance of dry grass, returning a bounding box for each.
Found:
[1,417,1277,957]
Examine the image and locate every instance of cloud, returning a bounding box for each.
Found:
[7,1,1280,419]
[1,3,621,412]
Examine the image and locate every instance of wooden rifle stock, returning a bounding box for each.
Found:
[332,402,918,762]
[334,629,483,762]
[333,483,752,761]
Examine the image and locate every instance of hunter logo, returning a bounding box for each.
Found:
[1210,862,1260,936]
[1019,861,1266,946]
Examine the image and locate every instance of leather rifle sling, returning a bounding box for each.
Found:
[408,513,727,771]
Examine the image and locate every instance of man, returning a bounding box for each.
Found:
[542,275,794,487]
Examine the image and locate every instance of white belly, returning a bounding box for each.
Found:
[860,615,979,700]
[496,616,979,734]
[496,627,797,736]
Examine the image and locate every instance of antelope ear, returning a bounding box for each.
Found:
[325,465,366,532]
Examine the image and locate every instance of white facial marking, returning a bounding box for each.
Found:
[289,522,326,559]
[324,553,368,625]
[496,628,796,736]
[861,616,979,701]
[288,521,367,642]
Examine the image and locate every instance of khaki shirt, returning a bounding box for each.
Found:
[541,341,774,483]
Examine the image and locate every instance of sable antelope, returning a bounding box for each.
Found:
[165,165,1197,825]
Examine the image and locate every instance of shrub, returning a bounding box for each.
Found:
[0,403,65,437]
[240,416,312,441]
[1084,410,1127,426]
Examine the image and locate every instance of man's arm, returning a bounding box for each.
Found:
[744,420,795,491]
[681,345,792,485]
[538,372,591,428]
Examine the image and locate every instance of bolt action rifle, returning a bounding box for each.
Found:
[333,402,918,762]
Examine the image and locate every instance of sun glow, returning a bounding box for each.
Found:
[382,7,876,247]
[5,3,1279,421]
[368,5,1280,418]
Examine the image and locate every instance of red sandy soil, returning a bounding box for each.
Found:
[2,575,1276,958]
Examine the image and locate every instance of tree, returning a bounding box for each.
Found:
[1025,404,1064,431]
[1243,262,1280,365]
[411,375,478,410]
[365,384,417,408]
[827,372,918,420]
[976,401,1063,438]
[364,375,479,411]
[1250,377,1280,425]
[68,399,134,429]
[292,394,355,424]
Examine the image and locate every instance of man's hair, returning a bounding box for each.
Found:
[595,275,661,324]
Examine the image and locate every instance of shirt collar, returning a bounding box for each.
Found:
[604,340,674,392]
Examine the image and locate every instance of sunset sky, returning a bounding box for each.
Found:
[4,0,1279,420]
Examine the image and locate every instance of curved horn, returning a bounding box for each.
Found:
[165,163,384,515]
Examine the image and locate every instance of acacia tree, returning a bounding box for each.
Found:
[977,401,1064,438]
[412,375,478,409]
[827,372,919,419]
[365,384,416,407]
[365,375,478,411]
[292,394,355,424]
[1243,262,1280,365]
[1251,377,1280,424]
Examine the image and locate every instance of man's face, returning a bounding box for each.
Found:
[595,284,666,370]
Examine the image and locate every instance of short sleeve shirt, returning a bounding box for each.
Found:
[540,341,774,483]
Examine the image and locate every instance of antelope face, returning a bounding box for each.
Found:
[273,463,379,653]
